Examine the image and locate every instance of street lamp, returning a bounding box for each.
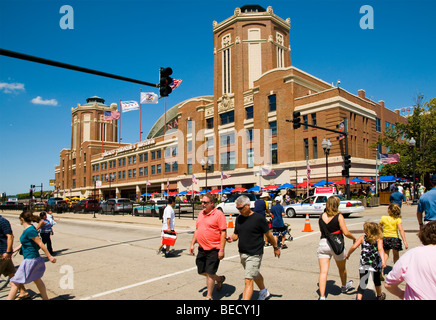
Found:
[200,159,212,191]
[105,173,116,199]
[322,138,332,187]
[410,137,417,204]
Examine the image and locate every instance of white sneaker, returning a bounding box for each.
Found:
[258,289,270,300]
[341,280,354,293]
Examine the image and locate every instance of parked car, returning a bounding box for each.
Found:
[133,198,191,216]
[216,193,271,215]
[100,198,133,214]
[0,201,24,211]
[47,197,64,207]
[53,200,69,213]
[73,199,100,213]
[283,188,365,218]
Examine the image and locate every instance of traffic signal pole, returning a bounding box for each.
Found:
[0,49,158,88]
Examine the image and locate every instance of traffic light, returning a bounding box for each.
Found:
[292,111,301,129]
[159,67,173,98]
[342,154,351,177]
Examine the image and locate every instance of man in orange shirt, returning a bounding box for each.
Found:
[189,193,227,300]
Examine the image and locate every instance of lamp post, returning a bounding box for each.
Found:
[410,137,417,205]
[106,173,116,200]
[322,138,332,187]
[200,159,212,191]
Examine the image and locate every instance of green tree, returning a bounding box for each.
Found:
[375,95,436,183]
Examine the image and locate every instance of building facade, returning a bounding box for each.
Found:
[54,5,407,199]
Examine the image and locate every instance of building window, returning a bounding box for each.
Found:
[165,162,171,173]
[247,148,254,168]
[376,118,381,132]
[144,167,148,176]
[311,113,317,126]
[304,138,309,159]
[220,132,235,146]
[246,106,254,119]
[151,165,155,175]
[187,120,192,134]
[271,143,278,164]
[247,129,253,142]
[303,115,308,129]
[220,151,235,171]
[157,164,161,174]
[156,150,161,159]
[187,140,192,153]
[151,151,155,160]
[312,137,318,159]
[269,121,277,136]
[187,158,193,174]
[222,46,231,94]
[139,168,143,176]
[220,110,234,125]
[172,161,178,172]
[268,95,276,112]
[206,118,214,129]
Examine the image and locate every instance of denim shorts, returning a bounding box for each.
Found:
[240,253,263,279]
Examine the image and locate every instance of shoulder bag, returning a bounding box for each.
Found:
[319,215,345,255]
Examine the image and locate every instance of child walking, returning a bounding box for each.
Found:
[346,222,386,300]
[380,203,408,265]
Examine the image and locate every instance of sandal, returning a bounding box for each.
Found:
[15,293,30,300]
[216,275,225,291]
[377,292,386,300]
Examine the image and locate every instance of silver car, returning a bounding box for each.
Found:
[100,198,133,214]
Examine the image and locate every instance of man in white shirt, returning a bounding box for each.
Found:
[160,196,176,257]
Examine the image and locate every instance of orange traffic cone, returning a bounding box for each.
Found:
[228,214,234,228]
[302,213,313,232]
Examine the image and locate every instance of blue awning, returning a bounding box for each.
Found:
[379,175,397,183]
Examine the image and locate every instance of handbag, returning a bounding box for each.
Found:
[319,216,345,255]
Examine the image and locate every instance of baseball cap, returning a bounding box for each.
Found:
[431,174,436,182]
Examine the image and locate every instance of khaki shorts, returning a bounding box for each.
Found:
[240,253,263,279]
[317,238,346,261]
[0,258,15,277]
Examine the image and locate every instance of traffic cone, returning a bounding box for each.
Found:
[228,214,234,228]
[302,213,313,232]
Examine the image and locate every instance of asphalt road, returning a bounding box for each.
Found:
[0,204,422,301]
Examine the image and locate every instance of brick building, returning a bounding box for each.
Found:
[54,5,406,199]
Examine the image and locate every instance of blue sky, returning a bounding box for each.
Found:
[1,0,435,196]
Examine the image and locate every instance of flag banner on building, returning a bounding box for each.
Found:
[192,174,197,184]
[261,167,276,176]
[170,79,182,90]
[379,153,400,164]
[307,164,311,179]
[104,110,121,120]
[140,92,159,104]
[167,178,170,189]
[221,171,231,180]
[121,100,139,112]
[146,180,151,186]
[336,120,345,140]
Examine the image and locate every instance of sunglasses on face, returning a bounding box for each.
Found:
[201,201,210,204]
[236,204,247,211]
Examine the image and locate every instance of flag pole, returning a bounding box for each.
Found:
[119,99,121,147]
[139,88,142,142]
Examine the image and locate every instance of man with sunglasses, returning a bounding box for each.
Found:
[190,193,227,300]
[227,195,280,300]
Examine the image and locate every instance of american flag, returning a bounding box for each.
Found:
[221,171,231,180]
[307,164,311,179]
[192,174,197,184]
[146,180,151,186]
[170,79,182,90]
[104,111,120,120]
[380,153,400,164]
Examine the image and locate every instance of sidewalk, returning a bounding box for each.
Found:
[0,210,198,230]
